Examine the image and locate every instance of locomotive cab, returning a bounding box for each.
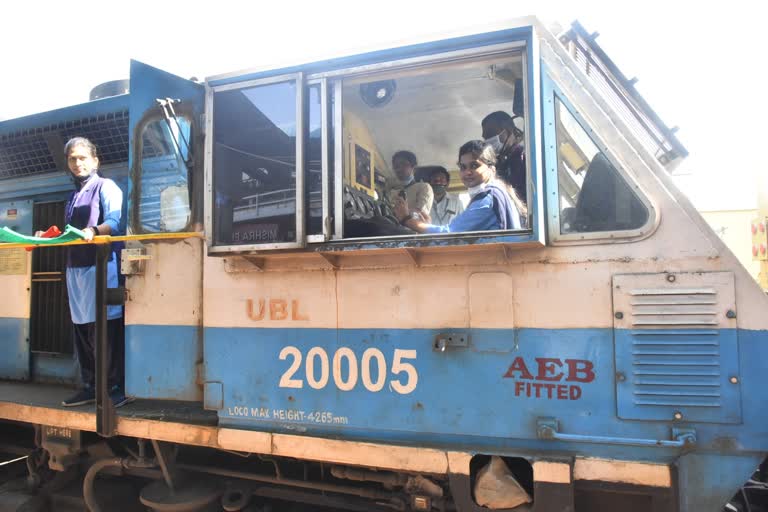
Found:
[1,17,766,512]
[201,25,657,254]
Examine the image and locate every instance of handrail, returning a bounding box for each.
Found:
[0,229,203,436]
[0,231,204,250]
[537,418,696,448]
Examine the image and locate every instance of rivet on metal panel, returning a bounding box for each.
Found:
[730,376,739,384]
[726,310,737,319]
[673,411,683,421]
[666,274,676,283]
[616,372,626,382]
[614,312,624,320]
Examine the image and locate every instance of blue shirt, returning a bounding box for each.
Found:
[424,188,521,233]
[66,178,123,324]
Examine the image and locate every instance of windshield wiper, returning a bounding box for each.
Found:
[156,97,192,168]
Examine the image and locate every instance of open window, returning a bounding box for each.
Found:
[336,52,530,240]
[206,38,540,253]
[128,59,204,235]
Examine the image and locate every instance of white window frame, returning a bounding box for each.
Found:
[205,73,306,252]
[543,73,658,245]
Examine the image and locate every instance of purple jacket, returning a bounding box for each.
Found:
[64,174,122,268]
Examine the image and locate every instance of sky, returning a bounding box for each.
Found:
[1,0,764,212]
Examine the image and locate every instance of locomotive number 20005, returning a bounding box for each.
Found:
[278,347,418,394]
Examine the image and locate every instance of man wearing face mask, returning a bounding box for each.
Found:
[427,166,464,226]
[386,150,433,222]
[481,111,527,207]
[35,137,129,409]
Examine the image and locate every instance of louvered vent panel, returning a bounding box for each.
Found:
[613,273,741,424]
[30,201,73,354]
[0,110,129,180]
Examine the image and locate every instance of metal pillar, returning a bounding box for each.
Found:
[95,244,117,437]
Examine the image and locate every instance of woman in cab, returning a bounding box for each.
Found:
[394,140,522,234]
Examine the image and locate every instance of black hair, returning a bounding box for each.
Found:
[458,140,497,167]
[392,150,417,167]
[482,110,523,140]
[428,166,450,183]
[481,110,514,128]
[64,137,98,159]
[458,139,528,219]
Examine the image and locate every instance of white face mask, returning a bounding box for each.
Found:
[484,131,507,154]
[400,174,414,186]
[467,182,488,198]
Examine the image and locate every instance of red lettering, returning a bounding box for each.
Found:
[247,299,266,321]
[503,357,534,380]
[565,359,596,383]
[506,357,593,401]
[535,358,564,381]
[569,385,582,400]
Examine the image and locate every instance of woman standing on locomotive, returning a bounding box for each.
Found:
[394,140,523,233]
[38,137,129,408]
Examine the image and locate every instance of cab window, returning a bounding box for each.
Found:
[212,80,300,246]
[554,97,650,235]
[339,53,529,239]
[138,118,192,232]
[208,48,534,252]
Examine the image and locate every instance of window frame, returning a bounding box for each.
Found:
[542,70,658,244]
[205,26,545,254]
[132,108,196,235]
[205,72,306,252]
[306,78,332,244]
[325,44,537,244]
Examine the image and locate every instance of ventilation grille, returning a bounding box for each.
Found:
[629,287,724,408]
[629,287,719,326]
[0,110,129,180]
[569,45,668,163]
[613,273,741,424]
[30,201,73,355]
[558,22,687,167]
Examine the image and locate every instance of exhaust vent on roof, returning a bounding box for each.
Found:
[90,80,129,101]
